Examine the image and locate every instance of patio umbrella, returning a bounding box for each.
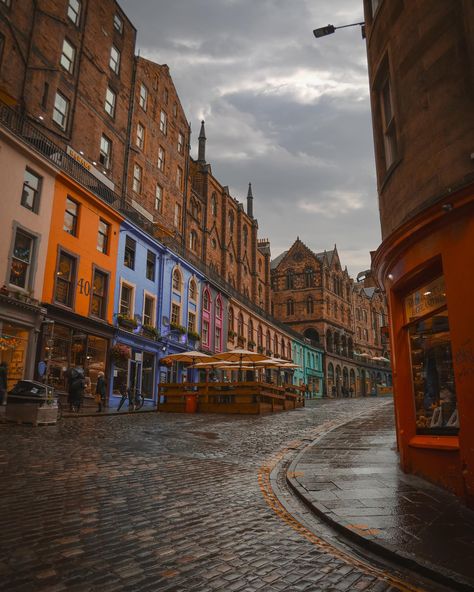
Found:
[161,351,219,365]
[213,348,269,366]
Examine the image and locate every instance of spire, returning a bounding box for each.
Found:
[198,120,206,162]
[247,182,253,218]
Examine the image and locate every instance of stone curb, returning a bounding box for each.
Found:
[286,437,474,592]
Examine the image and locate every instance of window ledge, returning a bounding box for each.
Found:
[409,435,459,451]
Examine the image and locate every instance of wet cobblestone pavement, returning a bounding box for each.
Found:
[0,399,452,591]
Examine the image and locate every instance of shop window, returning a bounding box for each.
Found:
[124,236,136,269]
[63,196,79,236]
[60,38,75,74]
[104,87,116,117]
[119,282,134,317]
[53,91,70,130]
[146,250,156,281]
[21,168,42,213]
[9,229,34,289]
[171,302,180,325]
[143,294,155,326]
[110,45,120,74]
[91,269,108,319]
[97,219,109,254]
[405,276,458,435]
[0,322,28,390]
[67,0,81,26]
[113,12,123,34]
[54,251,77,307]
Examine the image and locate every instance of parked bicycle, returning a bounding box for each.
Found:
[117,386,145,412]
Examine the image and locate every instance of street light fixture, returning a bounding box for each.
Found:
[313,21,365,39]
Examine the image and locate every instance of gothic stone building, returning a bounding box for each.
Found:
[271,239,390,396]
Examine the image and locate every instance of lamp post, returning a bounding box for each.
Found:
[313,21,365,39]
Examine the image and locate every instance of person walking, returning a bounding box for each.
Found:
[95,371,106,412]
[68,369,85,412]
[0,362,7,405]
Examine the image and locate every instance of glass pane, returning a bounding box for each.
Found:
[13,231,32,263]
[142,352,154,399]
[409,310,458,434]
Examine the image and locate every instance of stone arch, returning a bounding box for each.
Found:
[303,327,319,345]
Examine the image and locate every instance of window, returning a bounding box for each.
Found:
[174,203,181,229]
[109,45,120,74]
[172,269,181,291]
[215,326,222,351]
[119,283,133,316]
[203,290,210,311]
[215,298,222,318]
[211,193,217,216]
[155,184,163,212]
[67,0,81,25]
[104,87,116,117]
[139,83,148,111]
[171,302,180,325]
[21,169,42,212]
[177,132,184,154]
[163,87,168,104]
[371,0,381,17]
[229,307,234,332]
[9,229,34,289]
[286,270,294,290]
[188,311,196,333]
[63,196,79,236]
[287,299,294,316]
[124,236,136,269]
[132,163,142,194]
[146,250,156,281]
[158,146,165,171]
[378,68,398,170]
[307,296,314,314]
[97,219,109,254]
[176,166,183,190]
[136,123,145,149]
[189,279,197,301]
[143,294,155,326]
[99,134,112,168]
[159,110,167,134]
[54,251,76,306]
[53,91,70,130]
[60,39,75,74]
[305,268,314,288]
[113,12,123,34]
[229,210,234,234]
[202,320,209,345]
[91,269,108,319]
[243,226,248,247]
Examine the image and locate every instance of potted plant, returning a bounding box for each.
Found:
[257,345,264,354]
[248,340,256,350]
[117,314,138,330]
[110,343,132,363]
[187,330,201,342]
[143,324,160,340]
[170,322,186,334]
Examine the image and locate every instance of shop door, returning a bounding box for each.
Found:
[129,359,142,396]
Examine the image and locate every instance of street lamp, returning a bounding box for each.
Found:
[313,22,365,39]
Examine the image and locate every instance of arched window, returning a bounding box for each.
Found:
[286,270,294,289]
[306,296,314,314]
[215,296,222,318]
[243,225,248,247]
[303,328,319,344]
[203,289,211,311]
[257,325,263,348]
[266,330,271,352]
[189,279,197,301]
[248,319,254,344]
[172,268,181,291]
[228,307,234,332]
[229,210,234,234]
[287,298,294,316]
[326,330,333,353]
[189,230,198,251]
[328,363,334,382]
[273,334,278,356]
[281,338,285,358]
[238,313,244,337]
[305,268,314,288]
[211,192,217,216]
[190,198,200,221]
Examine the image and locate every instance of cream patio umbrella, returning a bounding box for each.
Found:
[161,351,219,365]
[213,348,269,365]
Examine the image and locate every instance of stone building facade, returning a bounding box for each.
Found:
[271,239,390,396]
[366,0,474,505]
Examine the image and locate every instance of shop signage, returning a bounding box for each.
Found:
[66,146,115,191]
[76,277,91,296]
[405,276,446,322]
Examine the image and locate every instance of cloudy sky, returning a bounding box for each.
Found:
[121,0,379,277]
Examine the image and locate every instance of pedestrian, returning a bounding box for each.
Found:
[331,385,336,398]
[349,386,354,398]
[95,371,106,412]
[0,361,7,405]
[68,368,85,412]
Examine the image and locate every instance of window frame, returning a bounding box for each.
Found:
[155,184,163,212]
[90,265,109,320]
[177,131,184,154]
[132,163,142,194]
[159,110,167,135]
[119,280,135,318]
[67,0,81,26]
[104,86,116,118]
[109,45,121,75]
[136,122,145,150]
[143,291,156,327]
[60,38,76,74]
[53,248,78,308]
[21,168,42,213]
[63,196,79,236]
[146,250,156,282]
[97,219,110,254]
[8,226,36,291]
[99,134,112,168]
[113,12,124,34]
[139,83,148,111]
[158,146,165,171]
[52,91,70,130]
[124,235,136,270]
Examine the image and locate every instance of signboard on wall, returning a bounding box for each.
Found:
[66,146,115,191]
[405,276,446,322]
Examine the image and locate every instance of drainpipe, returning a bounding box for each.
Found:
[122,54,138,207]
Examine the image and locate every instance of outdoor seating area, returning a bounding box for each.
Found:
[158,349,305,414]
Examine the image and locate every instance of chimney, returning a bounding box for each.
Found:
[198,120,206,163]
[247,182,253,218]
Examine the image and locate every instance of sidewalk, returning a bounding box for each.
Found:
[287,401,474,591]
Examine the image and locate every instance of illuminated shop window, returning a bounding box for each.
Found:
[405,276,458,435]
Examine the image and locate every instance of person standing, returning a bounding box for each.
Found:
[95,371,106,412]
[68,369,85,412]
[0,362,7,405]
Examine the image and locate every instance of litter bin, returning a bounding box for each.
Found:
[184,391,198,413]
[6,380,59,425]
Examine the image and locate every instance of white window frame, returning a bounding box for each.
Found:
[158,146,165,171]
[132,163,142,194]
[104,87,116,117]
[159,110,167,134]
[177,132,184,154]
[53,91,70,130]
[136,122,145,149]
[119,280,135,318]
[113,12,123,34]
[139,83,148,111]
[60,38,75,74]
[155,184,163,212]
[99,134,112,168]
[171,302,181,326]
[110,45,120,74]
[142,290,156,327]
[67,0,81,25]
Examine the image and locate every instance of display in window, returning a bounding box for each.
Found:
[409,310,458,434]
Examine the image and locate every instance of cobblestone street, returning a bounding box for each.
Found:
[0,399,442,592]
